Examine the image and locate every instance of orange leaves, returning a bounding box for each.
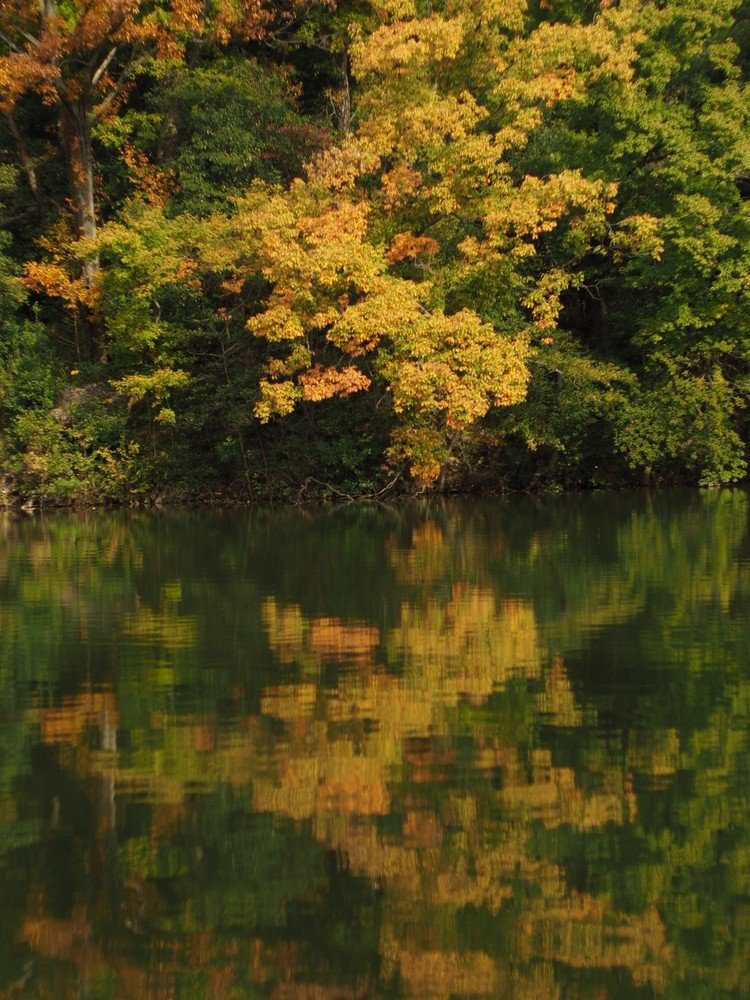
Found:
[381,164,422,207]
[297,199,370,248]
[211,0,332,45]
[298,365,371,402]
[254,358,372,422]
[121,146,176,207]
[24,251,100,312]
[23,261,79,308]
[0,51,58,110]
[387,232,440,263]
[0,1,316,118]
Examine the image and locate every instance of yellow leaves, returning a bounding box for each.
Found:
[370,91,485,164]
[236,163,533,482]
[380,310,530,483]
[612,213,664,261]
[451,0,526,36]
[254,379,300,423]
[246,196,385,341]
[328,278,421,355]
[524,269,580,331]
[306,135,383,191]
[495,17,640,114]
[394,949,498,998]
[246,192,530,480]
[387,425,446,486]
[97,205,200,299]
[369,0,419,19]
[247,304,305,342]
[265,342,312,379]
[111,369,190,423]
[106,0,640,492]
[352,16,465,78]
[496,171,617,241]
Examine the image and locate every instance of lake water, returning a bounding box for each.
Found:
[0,490,748,998]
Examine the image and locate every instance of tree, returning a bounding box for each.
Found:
[0,0,318,357]
[212,0,650,485]
[92,0,662,488]
[506,0,750,487]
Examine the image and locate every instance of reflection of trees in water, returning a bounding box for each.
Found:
[0,491,748,995]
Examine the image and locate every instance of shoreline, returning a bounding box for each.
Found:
[1,479,738,516]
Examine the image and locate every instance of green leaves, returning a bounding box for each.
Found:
[1,0,750,500]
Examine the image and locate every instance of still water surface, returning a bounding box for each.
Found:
[0,490,749,998]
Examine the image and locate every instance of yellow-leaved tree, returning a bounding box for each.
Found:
[233,0,641,485]
[99,0,646,486]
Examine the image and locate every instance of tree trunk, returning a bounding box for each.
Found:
[339,50,351,136]
[60,101,99,276]
[60,99,104,361]
[3,110,42,208]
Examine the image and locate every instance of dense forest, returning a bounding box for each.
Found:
[0,0,749,504]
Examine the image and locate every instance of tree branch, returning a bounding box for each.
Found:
[18,30,41,48]
[0,30,24,54]
[91,45,117,88]
[93,51,149,119]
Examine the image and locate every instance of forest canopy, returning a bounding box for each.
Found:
[0,0,749,504]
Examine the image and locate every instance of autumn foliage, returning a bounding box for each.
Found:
[1,0,749,501]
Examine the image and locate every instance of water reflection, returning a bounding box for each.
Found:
[1,491,749,996]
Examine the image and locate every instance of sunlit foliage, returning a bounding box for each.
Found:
[0,0,749,499]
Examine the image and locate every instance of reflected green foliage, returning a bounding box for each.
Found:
[0,492,748,995]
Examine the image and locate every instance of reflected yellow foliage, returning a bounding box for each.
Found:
[7,497,750,997]
[124,586,197,649]
[516,899,673,992]
[385,946,499,998]
[388,585,541,701]
[33,688,119,748]
[25,584,666,991]
[262,599,380,668]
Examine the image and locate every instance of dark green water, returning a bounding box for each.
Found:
[0,490,749,998]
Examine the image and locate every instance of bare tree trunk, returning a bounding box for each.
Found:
[339,50,351,136]
[60,99,105,361]
[60,101,99,278]
[3,110,42,208]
